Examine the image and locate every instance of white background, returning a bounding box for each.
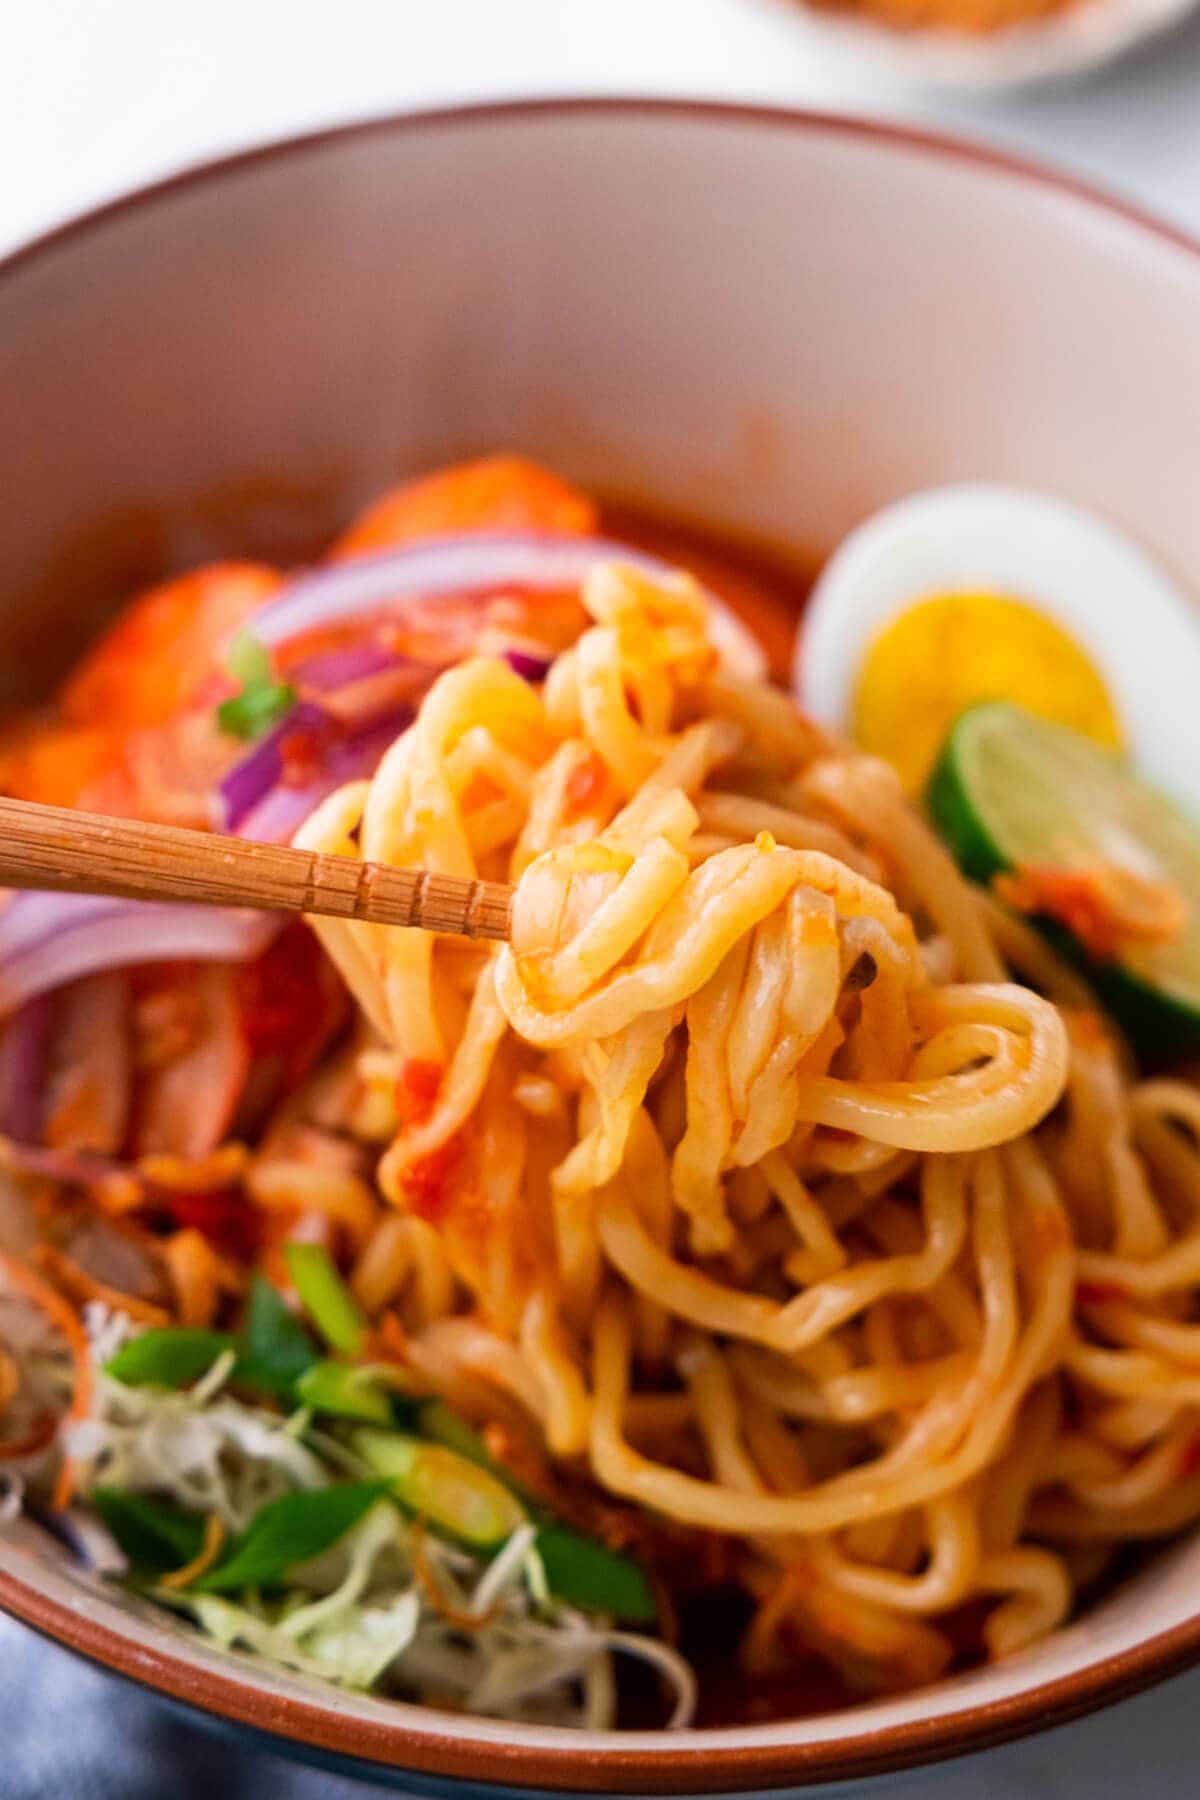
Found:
[4,0,1200,258]
[5,2,1200,1794]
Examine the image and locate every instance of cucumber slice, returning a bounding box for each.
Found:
[928,702,1200,1062]
[351,1427,527,1550]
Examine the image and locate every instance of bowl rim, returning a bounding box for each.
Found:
[2,92,1199,285]
[3,94,1200,1792]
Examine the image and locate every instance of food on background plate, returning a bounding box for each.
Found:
[795,0,1079,34]
[2,455,1200,1730]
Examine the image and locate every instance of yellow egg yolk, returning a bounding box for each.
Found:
[853,590,1124,794]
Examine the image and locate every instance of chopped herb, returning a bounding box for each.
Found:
[105,1327,235,1390]
[284,1244,365,1357]
[191,1481,389,1593]
[234,1274,319,1398]
[217,629,296,742]
[295,1359,392,1424]
[532,1524,656,1623]
[92,1487,206,1578]
[101,1280,326,1406]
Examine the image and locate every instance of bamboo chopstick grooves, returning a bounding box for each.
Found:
[0,796,514,943]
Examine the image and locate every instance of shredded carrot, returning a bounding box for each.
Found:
[34,1245,171,1329]
[50,1457,76,1512]
[0,1249,93,1508]
[159,1512,226,1590]
[410,1516,500,1631]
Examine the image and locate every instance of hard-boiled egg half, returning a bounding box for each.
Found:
[794,484,1200,811]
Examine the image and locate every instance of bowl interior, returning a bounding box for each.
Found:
[2,101,1200,1790]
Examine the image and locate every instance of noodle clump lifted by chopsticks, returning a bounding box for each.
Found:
[288,559,1147,1684]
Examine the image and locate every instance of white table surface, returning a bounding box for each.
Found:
[5,2,1200,1795]
[5,0,1200,255]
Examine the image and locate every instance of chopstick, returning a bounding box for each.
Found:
[0,796,514,943]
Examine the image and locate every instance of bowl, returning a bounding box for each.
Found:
[2,99,1200,1795]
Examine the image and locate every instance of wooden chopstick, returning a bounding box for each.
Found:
[0,796,514,943]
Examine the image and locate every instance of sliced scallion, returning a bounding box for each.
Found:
[284,1243,365,1357]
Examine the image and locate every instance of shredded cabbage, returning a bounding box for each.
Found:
[49,1310,696,1729]
[178,1505,422,1689]
[66,1377,329,1531]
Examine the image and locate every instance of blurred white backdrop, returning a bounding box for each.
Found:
[4,0,1200,255]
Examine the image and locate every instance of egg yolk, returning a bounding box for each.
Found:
[853,590,1124,794]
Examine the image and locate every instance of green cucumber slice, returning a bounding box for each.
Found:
[927,702,1200,1062]
[351,1427,527,1550]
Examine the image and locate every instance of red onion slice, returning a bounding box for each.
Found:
[234,712,412,845]
[503,646,554,683]
[288,640,407,691]
[0,707,406,1022]
[226,533,765,835]
[0,996,54,1140]
[0,532,767,1024]
[0,893,275,1020]
[253,532,767,680]
[215,698,328,833]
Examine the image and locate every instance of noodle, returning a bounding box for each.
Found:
[274,559,1124,1690]
[10,543,1200,1718]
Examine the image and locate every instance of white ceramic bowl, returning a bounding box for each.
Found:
[2,101,1200,1795]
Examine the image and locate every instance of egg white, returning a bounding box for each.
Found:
[794,483,1200,814]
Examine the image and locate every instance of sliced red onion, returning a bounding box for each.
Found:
[252,531,768,680]
[503,646,554,683]
[221,534,764,835]
[0,893,275,1021]
[216,697,328,832]
[0,996,54,1140]
[0,706,405,1023]
[288,640,407,691]
[0,534,767,1025]
[235,711,411,844]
